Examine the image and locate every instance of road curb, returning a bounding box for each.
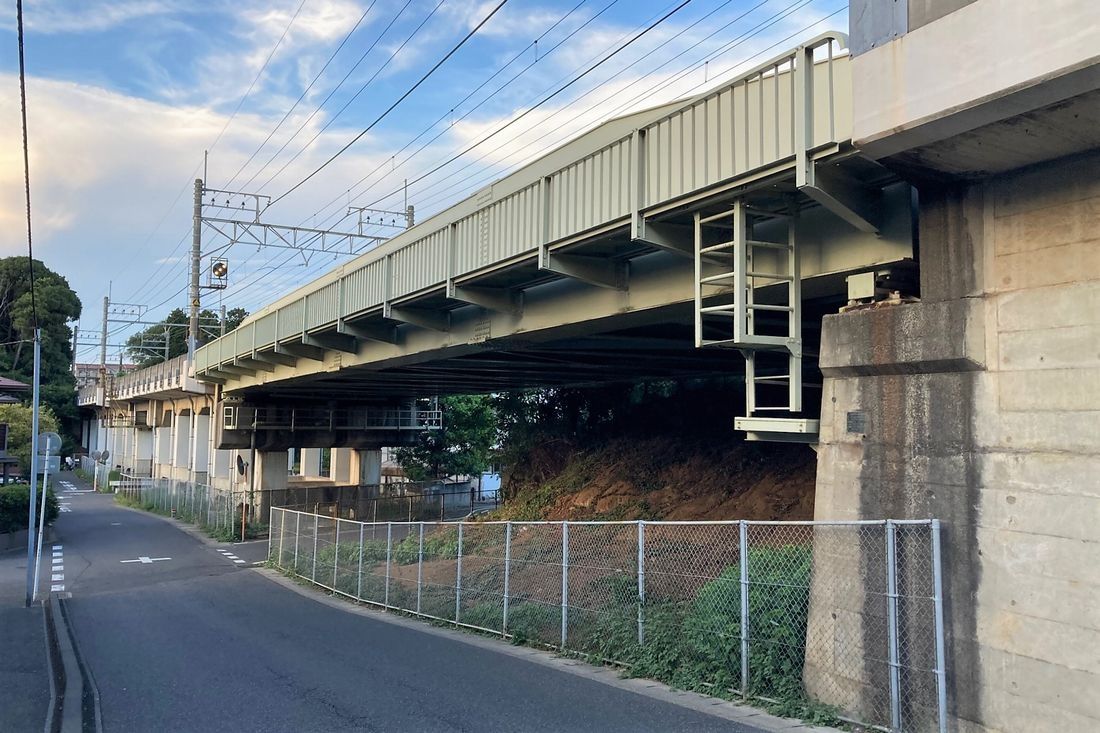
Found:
[41,596,103,733]
[253,567,838,733]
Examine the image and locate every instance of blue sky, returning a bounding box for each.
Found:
[0,0,847,363]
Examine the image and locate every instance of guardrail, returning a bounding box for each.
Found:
[221,405,442,431]
[269,509,947,733]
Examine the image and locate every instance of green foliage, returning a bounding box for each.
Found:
[391,527,460,565]
[0,402,61,474]
[578,545,837,725]
[125,306,248,367]
[394,395,496,480]
[0,257,81,440]
[0,484,59,533]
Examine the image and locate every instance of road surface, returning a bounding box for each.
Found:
[34,472,766,733]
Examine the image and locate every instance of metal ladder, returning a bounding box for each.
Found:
[693,199,804,416]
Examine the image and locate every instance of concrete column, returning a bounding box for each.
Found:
[353,449,382,485]
[192,413,210,484]
[211,448,230,487]
[134,430,154,477]
[173,413,191,476]
[253,450,288,523]
[154,426,172,476]
[330,447,353,485]
[299,448,322,477]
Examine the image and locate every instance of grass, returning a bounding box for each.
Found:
[269,538,841,727]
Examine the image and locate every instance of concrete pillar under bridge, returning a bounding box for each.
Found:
[808,152,1100,732]
[328,448,382,486]
[299,448,322,478]
[252,450,288,526]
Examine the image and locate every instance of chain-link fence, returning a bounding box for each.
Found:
[270,509,946,733]
[116,475,262,539]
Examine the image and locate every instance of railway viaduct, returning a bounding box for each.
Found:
[80,1,1100,731]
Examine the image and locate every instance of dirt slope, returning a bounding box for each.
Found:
[500,435,816,522]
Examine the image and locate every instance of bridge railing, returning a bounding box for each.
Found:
[221,404,442,431]
[269,508,947,733]
[194,34,850,377]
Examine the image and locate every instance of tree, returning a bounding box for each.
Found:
[394,395,496,480]
[125,306,247,367]
[0,257,81,442]
[0,402,61,474]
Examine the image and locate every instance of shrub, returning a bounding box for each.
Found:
[0,484,60,534]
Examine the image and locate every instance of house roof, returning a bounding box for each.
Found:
[0,376,30,392]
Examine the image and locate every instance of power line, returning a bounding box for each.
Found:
[355,0,697,212]
[212,2,842,313]
[15,0,37,329]
[269,0,513,207]
[223,0,382,189]
[114,0,309,309]
[238,0,421,192]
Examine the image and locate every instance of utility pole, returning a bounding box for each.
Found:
[100,296,109,369]
[23,330,41,607]
[189,178,203,359]
[71,326,79,376]
[220,304,227,338]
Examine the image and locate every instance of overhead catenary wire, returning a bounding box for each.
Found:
[223,0,381,190]
[114,0,309,309]
[236,0,420,192]
[216,0,833,310]
[268,0,513,207]
[208,2,845,314]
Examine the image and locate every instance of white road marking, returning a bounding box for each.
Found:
[110,522,121,526]
[52,573,63,581]
[120,556,172,564]
[233,559,246,564]
[51,584,64,592]
[53,545,62,550]
[48,546,65,594]
[52,557,63,565]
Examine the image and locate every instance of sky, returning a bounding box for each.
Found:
[0,0,848,364]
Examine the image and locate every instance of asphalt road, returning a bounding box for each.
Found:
[45,473,762,733]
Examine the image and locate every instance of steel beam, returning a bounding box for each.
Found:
[275,341,324,362]
[446,282,522,315]
[251,349,297,367]
[302,331,358,354]
[234,356,275,373]
[383,305,450,332]
[336,319,398,345]
[543,253,627,290]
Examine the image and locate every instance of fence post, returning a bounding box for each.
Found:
[294,512,300,573]
[560,521,569,649]
[739,520,750,698]
[333,518,341,589]
[384,522,392,608]
[356,521,366,601]
[886,520,903,732]
[503,521,512,634]
[416,522,425,614]
[312,513,320,582]
[455,522,464,624]
[279,509,287,567]
[267,506,274,563]
[637,520,646,645]
[931,519,948,733]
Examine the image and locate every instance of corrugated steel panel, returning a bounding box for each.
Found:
[194,345,209,371]
[548,137,632,241]
[343,260,385,315]
[278,299,304,339]
[306,282,340,330]
[451,213,481,275]
[390,228,448,299]
[234,321,255,355]
[254,312,277,348]
[451,183,541,275]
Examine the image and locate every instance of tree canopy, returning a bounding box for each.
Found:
[393,395,496,480]
[0,257,81,440]
[0,401,61,474]
[125,306,247,367]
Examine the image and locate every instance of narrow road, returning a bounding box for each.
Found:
[49,473,761,733]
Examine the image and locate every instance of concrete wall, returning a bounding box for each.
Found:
[812,150,1100,732]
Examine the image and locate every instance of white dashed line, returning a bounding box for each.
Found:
[50,545,64,592]
[233,559,246,564]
